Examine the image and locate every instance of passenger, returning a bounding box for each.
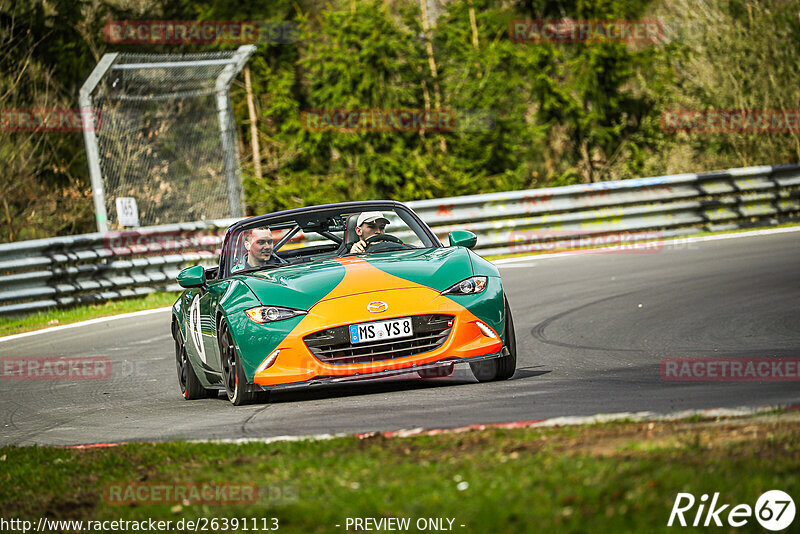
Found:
[234,227,280,270]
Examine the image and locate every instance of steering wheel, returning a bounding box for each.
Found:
[364,234,403,247]
[363,234,409,253]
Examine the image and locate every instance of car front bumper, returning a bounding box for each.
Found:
[245,286,505,387]
[254,348,508,392]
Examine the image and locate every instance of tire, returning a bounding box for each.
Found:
[469,357,497,382]
[417,362,455,379]
[494,299,517,380]
[470,298,517,382]
[175,334,213,400]
[219,319,270,406]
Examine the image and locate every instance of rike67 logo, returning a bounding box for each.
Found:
[668,491,795,531]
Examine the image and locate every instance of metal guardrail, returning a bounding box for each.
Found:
[1,164,798,315]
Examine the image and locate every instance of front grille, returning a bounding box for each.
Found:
[304,314,454,365]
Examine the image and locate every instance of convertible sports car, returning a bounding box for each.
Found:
[171,201,516,405]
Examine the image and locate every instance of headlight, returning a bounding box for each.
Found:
[442,276,487,295]
[245,306,307,323]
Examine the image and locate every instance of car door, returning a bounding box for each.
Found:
[183,276,226,375]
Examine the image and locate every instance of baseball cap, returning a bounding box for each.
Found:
[356,211,390,227]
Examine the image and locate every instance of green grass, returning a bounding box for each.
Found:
[1,414,798,533]
[0,292,180,337]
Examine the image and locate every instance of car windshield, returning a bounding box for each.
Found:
[223,205,439,276]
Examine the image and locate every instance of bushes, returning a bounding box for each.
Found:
[1,0,797,239]
[640,0,800,174]
[239,0,657,214]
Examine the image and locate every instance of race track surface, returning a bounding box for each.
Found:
[1,231,799,446]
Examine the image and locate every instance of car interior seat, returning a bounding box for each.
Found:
[336,213,360,255]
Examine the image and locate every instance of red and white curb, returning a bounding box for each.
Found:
[356,404,798,439]
[62,403,799,449]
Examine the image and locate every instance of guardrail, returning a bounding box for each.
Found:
[1,164,798,315]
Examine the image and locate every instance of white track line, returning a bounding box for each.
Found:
[492,225,800,265]
[0,307,172,343]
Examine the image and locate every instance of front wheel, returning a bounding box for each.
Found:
[175,334,214,400]
[470,298,517,382]
[219,319,269,406]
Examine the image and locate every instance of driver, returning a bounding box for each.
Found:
[234,227,280,269]
[349,211,390,254]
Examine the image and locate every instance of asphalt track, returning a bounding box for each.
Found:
[1,230,798,446]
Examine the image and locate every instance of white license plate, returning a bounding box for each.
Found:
[349,317,413,344]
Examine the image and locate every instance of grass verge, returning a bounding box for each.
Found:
[0,292,179,337]
[1,413,798,533]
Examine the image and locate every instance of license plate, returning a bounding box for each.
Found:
[349,317,413,344]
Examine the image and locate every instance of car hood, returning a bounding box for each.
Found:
[239,247,473,309]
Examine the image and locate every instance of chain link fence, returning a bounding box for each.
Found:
[79,46,254,232]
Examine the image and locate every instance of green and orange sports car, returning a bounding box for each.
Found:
[171,201,516,405]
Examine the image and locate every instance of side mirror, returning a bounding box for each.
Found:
[177,265,207,288]
[448,230,477,249]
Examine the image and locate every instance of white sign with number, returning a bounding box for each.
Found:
[189,294,207,364]
[115,197,140,227]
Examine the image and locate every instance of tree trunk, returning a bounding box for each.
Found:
[419,0,446,153]
[244,66,262,180]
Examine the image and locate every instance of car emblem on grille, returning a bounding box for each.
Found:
[367,301,388,313]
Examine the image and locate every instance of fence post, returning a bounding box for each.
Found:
[79,53,119,234]
[215,45,257,219]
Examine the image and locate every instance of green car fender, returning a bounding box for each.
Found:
[171,297,183,340]
[225,310,306,380]
[462,250,508,342]
[442,276,507,344]
[467,249,501,279]
[221,264,347,379]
